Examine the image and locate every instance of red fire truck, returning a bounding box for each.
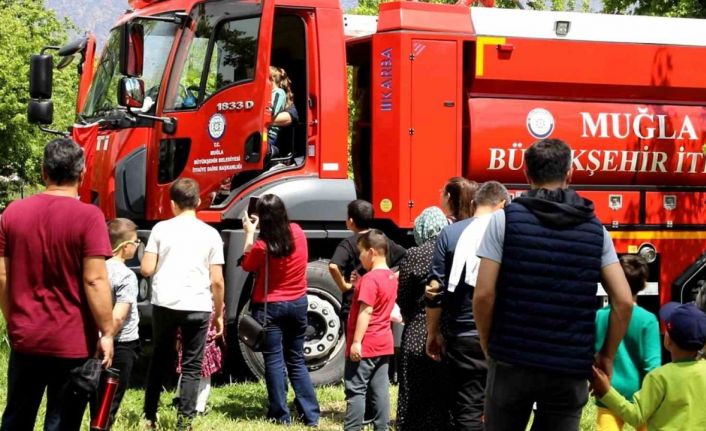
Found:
[27,0,706,384]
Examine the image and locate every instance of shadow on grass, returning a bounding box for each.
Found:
[320,407,345,423]
[210,384,270,421]
[210,383,351,426]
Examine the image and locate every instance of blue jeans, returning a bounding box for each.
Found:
[253,295,320,425]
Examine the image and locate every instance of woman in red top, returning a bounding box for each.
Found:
[241,194,320,426]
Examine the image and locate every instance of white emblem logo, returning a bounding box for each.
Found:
[208,113,226,140]
[663,195,677,211]
[526,108,555,139]
[609,194,623,211]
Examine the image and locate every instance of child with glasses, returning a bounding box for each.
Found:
[100,218,141,427]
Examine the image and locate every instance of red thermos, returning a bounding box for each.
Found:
[90,368,120,431]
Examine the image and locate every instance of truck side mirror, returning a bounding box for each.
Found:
[119,22,144,77]
[118,77,145,109]
[28,100,54,125]
[56,36,89,70]
[29,54,53,99]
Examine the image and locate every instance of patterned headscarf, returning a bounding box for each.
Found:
[413,206,449,246]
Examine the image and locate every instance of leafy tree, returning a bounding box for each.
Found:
[0,0,78,207]
[603,0,706,18]
[351,0,466,15]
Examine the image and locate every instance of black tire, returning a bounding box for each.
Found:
[238,260,345,386]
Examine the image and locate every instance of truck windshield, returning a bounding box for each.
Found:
[81,19,179,118]
[165,1,262,110]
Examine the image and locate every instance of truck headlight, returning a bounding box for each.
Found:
[638,243,657,264]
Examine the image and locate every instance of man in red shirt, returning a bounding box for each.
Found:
[344,230,397,431]
[0,138,115,431]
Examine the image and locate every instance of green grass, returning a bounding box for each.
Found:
[0,319,627,430]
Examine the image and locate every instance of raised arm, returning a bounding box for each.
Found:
[329,263,352,294]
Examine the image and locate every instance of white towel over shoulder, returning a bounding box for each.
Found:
[448,214,493,292]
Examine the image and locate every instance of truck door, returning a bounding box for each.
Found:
[409,39,459,221]
[153,0,276,218]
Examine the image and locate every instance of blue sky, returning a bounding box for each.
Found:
[343,0,359,9]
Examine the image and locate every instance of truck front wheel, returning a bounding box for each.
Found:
[238,260,345,386]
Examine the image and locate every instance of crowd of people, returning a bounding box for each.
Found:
[0,136,705,431]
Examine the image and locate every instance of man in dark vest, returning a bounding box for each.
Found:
[473,138,634,431]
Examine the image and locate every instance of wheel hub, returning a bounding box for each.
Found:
[303,293,340,361]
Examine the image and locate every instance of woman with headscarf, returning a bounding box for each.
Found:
[396,206,451,431]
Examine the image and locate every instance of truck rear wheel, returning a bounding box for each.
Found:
[238,260,345,386]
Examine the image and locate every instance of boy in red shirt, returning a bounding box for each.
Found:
[344,230,397,431]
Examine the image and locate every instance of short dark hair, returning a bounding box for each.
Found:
[170,178,200,210]
[445,177,478,221]
[42,138,84,185]
[107,218,138,250]
[620,254,649,296]
[474,181,510,207]
[357,229,388,255]
[348,199,374,229]
[524,139,572,185]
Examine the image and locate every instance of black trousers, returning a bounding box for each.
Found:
[484,360,589,431]
[0,350,90,431]
[444,336,487,431]
[90,339,140,429]
[144,306,209,426]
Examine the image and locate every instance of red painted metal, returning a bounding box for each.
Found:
[371,32,408,225]
[472,38,706,103]
[76,34,96,114]
[408,38,461,223]
[67,0,706,308]
[377,1,473,35]
[645,192,706,225]
[315,7,349,180]
[466,99,706,187]
[612,235,706,306]
[580,191,642,226]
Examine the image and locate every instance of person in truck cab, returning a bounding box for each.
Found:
[268,66,294,159]
[474,138,634,431]
[212,103,301,205]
